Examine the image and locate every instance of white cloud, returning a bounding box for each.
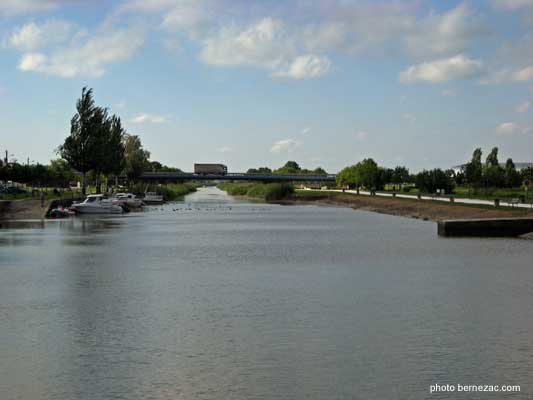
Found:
[301,127,311,135]
[217,146,233,153]
[130,112,168,124]
[200,17,331,79]
[200,18,291,69]
[513,66,533,81]
[114,101,127,109]
[116,1,488,78]
[273,54,331,79]
[495,122,518,135]
[117,0,177,14]
[405,3,486,58]
[403,113,416,124]
[441,89,456,97]
[8,20,75,51]
[516,101,530,113]
[0,0,58,15]
[18,52,47,71]
[492,0,533,10]
[356,131,368,141]
[16,26,145,78]
[270,139,301,153]
[400,54,484,84]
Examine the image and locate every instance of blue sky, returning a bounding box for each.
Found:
[1,0,532,173]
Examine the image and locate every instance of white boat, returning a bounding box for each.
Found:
[143,192,164,205]
[112,193,145,209]
[70,194,124,214]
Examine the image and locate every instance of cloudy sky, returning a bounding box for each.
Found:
[1,0,533,172]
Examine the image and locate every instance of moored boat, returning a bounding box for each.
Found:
[70,194,124,214]
[49,207,75,218]
[143,192,164,205]
[112,193,145,209]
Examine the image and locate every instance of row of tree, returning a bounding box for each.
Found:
[458,147,527,189]
[337,148,531,194]
[336,159,410,190]
[247,161,327,175]
[0,159,76,188]
[58,88,180,194]
[1,88,178,193]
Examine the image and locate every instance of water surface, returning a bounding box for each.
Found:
[1,187,532,399]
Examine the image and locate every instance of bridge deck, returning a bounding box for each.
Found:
[140,172,336,182]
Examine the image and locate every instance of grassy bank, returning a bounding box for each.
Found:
[127,182,198,201]
[218,182,294,201]
[288,190,533,222]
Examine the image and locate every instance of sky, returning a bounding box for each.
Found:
[1,0,533,173]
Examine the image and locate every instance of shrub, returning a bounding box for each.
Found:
[263,183,294,201]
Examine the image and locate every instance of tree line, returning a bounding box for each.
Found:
[337,148,531,194]
[247,161,327,175]
[1,88,179,194]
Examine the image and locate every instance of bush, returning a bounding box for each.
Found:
[218,182,294,201]
[264,183,294,201]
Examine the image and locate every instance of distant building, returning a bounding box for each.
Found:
[194,163,228,175]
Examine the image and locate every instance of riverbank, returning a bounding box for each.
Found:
[277,191,533,222]
[0,183,199,220]
[0,199,53,220]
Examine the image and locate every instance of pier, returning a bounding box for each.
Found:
[438,218,533,237]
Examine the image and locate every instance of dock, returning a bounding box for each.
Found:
[438,218,533,238]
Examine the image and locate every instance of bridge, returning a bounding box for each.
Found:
[140,172,336,183]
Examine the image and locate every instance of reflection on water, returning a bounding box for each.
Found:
[0,187,532,399]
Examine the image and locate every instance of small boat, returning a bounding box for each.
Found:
[70,194,124,214]
[143,192,164,205]
[112,193,145,209]
[49,207,75,218]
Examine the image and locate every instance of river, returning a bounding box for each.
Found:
[1,187,532,399]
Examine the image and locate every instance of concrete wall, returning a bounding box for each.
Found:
[438,218,533,237]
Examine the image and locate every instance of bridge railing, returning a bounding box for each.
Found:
[139,172,336,181]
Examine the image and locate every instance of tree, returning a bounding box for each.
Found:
[336,158,383,189]
[59,88,103,194]
[100,115,126,191]
[123,134,150,182]
[49,159,76,187]
[274,161,301,174]
[357,158,381,189]
[464,148,483,190]
[391,166,410,184]
[504,158,520,188]
[247,167,272,174]
[336,165,358,188]
[485,147,499,167]
[483,147,504,188]
[415,169,454,194]
[313,167,327,175]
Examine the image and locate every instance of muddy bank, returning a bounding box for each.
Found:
[0,199,52,220]
[275,192,533,222]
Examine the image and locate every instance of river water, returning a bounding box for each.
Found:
[1,187,532,399]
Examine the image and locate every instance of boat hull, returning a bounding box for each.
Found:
[71,205,124,214]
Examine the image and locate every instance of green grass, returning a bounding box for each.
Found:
[452,186,530,201]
